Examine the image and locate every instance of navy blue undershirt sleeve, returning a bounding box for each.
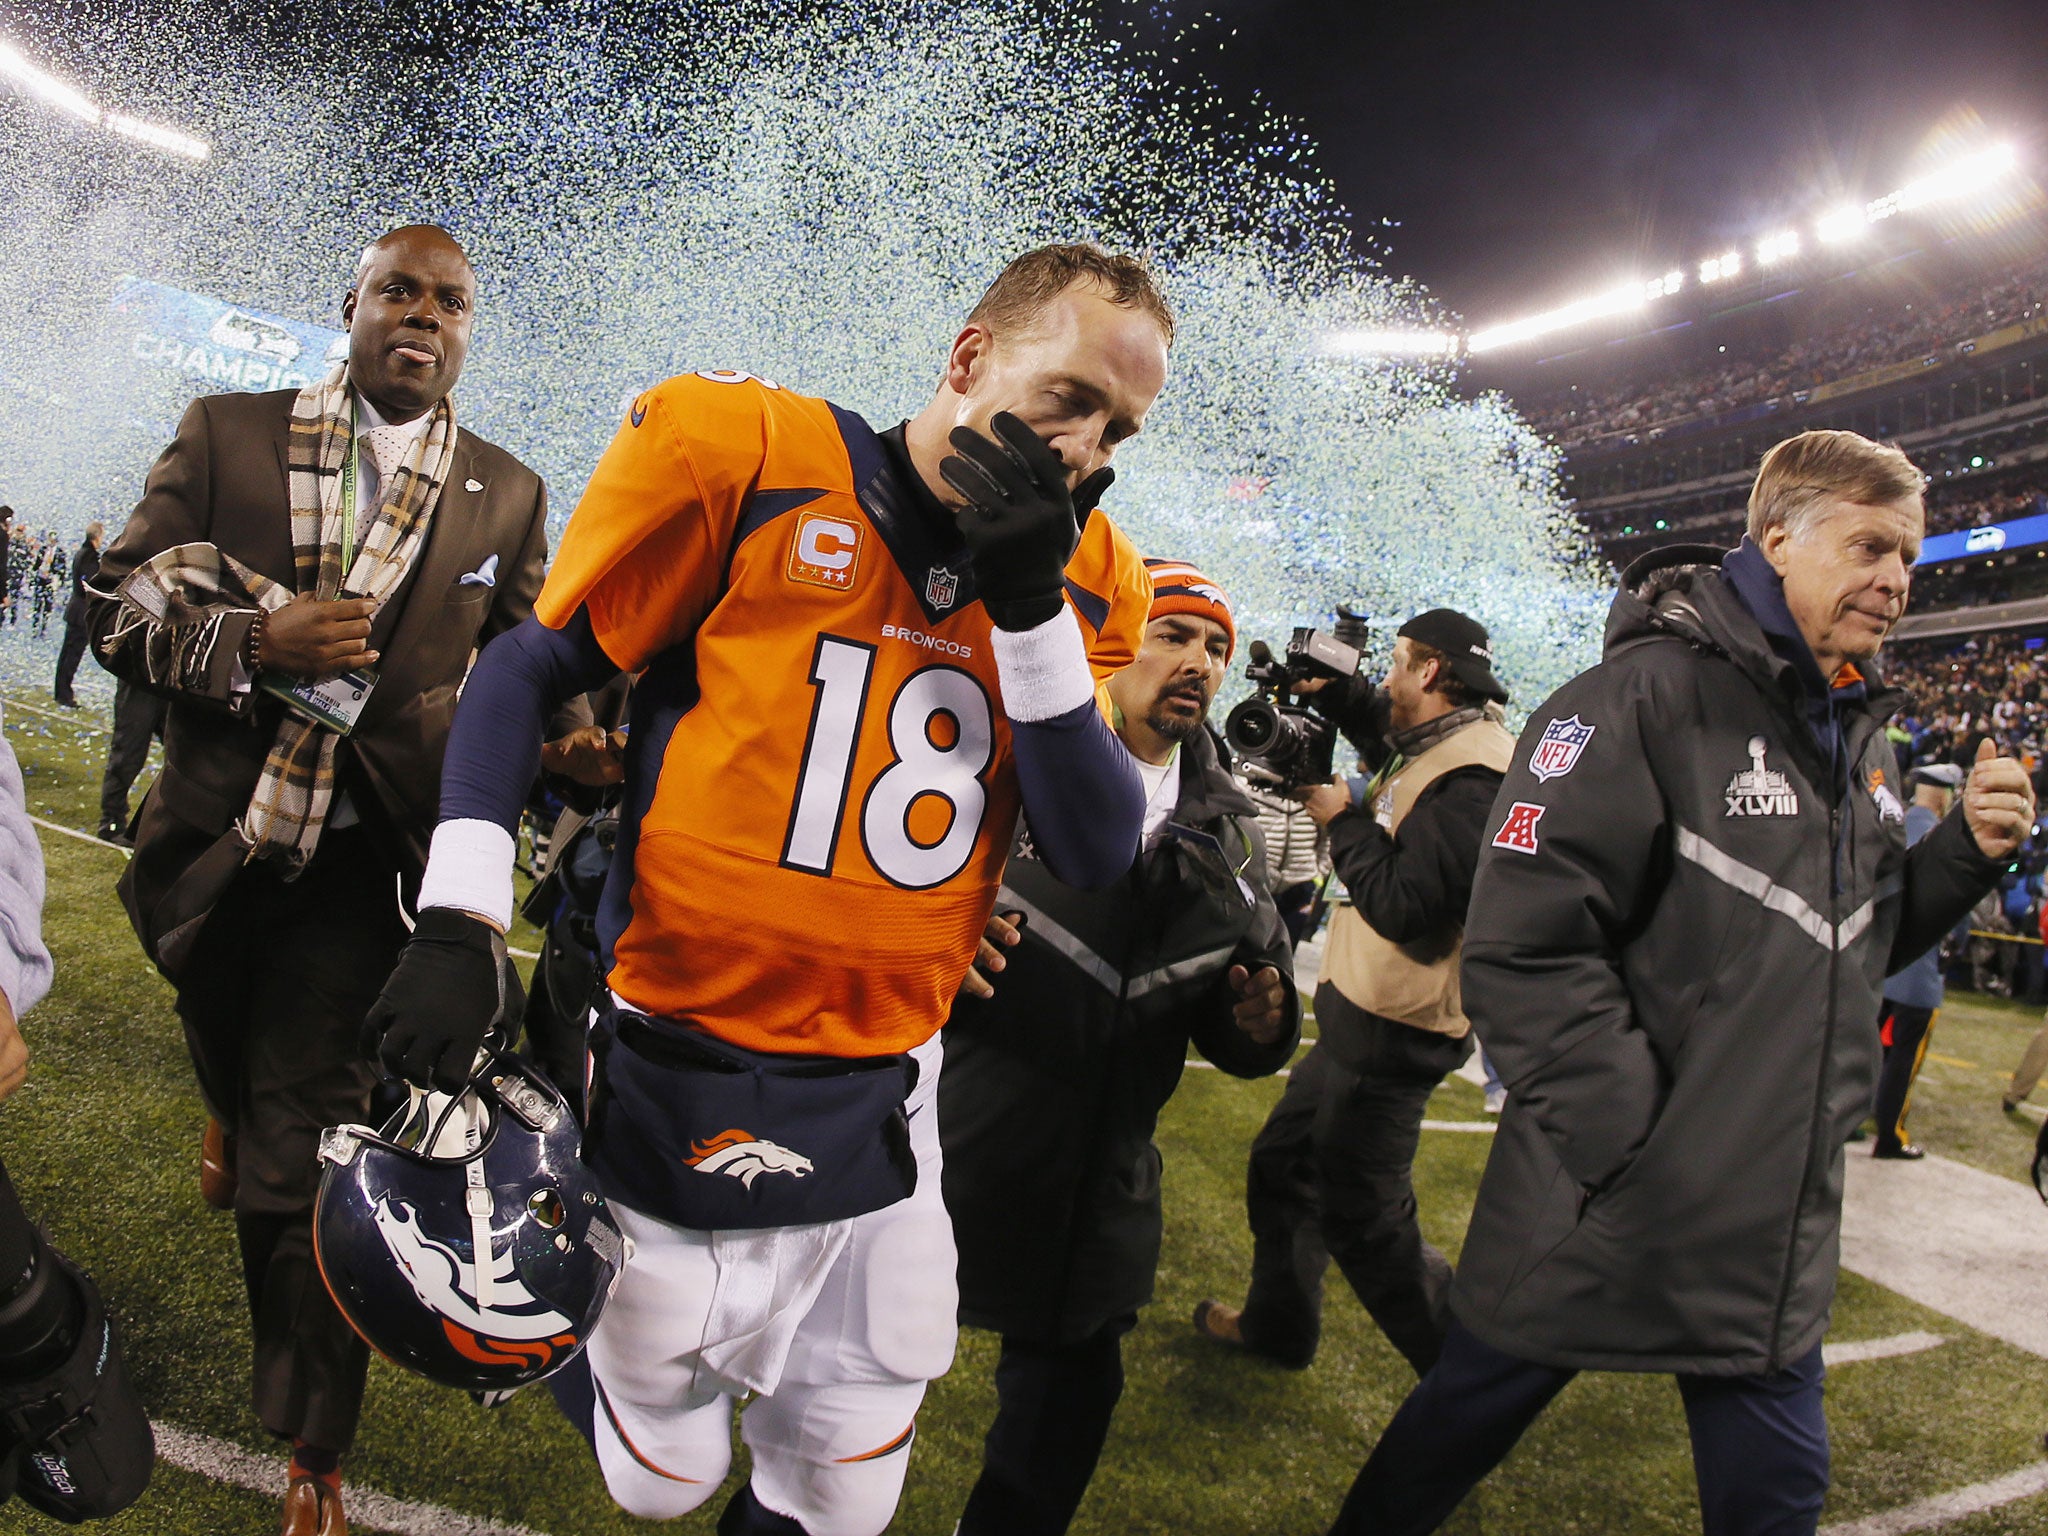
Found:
[1009,700,1144,889]
[440,607,622,836]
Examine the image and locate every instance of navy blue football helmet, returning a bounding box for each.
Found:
[314,1051,626,1395]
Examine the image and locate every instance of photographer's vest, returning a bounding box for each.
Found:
[1318,715,1515,1038]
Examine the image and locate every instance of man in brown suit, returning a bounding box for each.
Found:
[87,225,590,1536]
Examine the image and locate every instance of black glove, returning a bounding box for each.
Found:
[362,907,509,1092]
[939,411,1113,631]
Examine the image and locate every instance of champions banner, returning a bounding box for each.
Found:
[110,276,347,394]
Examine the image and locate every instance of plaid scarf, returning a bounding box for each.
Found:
[110,367,455,875]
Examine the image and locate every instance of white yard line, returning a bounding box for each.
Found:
[153,1423,555,1536]
[1819,1461,2048,1535]
[1181,1058,1498,1132]
[4,694,112,734]
[28,813,124,851]
[25,811,536,958]
[1822,1331,1946,1366]
[1840,1151,2048,1358]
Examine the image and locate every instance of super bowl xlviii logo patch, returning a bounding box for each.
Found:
[686,1129,814,1188]
[925,565,960,612]
[1529,715,1595,782]
[1725,736,1799,817]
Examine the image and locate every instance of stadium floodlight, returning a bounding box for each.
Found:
[0,39,99,123]
[1816,204,1869,244]
[1320,329,1460,359]
[0,35,209,160]
[1888,140,2019,216]
[1698,251,1742,284]
[1467,281,1648,354]
[1644,270,1684,300]
[103,111,208,160]
[1756,230,1801,266]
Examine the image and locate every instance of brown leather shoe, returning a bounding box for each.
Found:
[279,1476,346,1536]
[200,1118,237,1212]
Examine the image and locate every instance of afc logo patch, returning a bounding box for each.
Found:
[788,512,863,591]
[1492,801,1545,855]
[1529,715,1595,782]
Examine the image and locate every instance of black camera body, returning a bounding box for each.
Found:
[1224,608,1370,790]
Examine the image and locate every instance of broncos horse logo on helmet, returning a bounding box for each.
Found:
[314,1051,628,1395]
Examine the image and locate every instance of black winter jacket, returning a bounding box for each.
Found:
[1450,546,2004,1375]
[940,727,1301,1345]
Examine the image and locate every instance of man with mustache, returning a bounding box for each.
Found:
[88,225,585,1536]
[1325,429,2033,1536]
[940,560,1296,1536]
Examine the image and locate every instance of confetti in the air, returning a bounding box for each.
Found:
[0,0,1607,710]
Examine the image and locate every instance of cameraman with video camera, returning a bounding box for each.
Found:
[1196,609,1512,1376]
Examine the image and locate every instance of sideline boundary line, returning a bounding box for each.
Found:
[1820,1461,2048,1535]
[29,813,124,851]
[1823,1331,1946,1366]
[1183,1058,1498,1131]
[4,693,113,735]
[154,1423,555,1536]
[24,811,541,955]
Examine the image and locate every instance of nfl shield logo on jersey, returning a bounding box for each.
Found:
[925,565,960,612]
[1529,715,1595,782]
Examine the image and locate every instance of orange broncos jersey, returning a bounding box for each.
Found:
[535,370,1151,1058]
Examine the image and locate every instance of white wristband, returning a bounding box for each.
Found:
[989,606,1094,722]
[416,818,517,933]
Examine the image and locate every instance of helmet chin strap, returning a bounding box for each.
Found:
[409,1050,499,1313]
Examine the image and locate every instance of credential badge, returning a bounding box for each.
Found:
[1725,736,1799,818]
[1529,715,1595,783]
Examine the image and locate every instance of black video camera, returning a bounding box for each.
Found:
[1223,608,1371,790]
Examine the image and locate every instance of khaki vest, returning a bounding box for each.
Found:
[1318,715,1516,1037]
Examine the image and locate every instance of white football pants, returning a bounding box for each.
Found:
[586,1034,956,1536]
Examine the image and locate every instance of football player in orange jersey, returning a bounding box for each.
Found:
[363,245,1170,1534]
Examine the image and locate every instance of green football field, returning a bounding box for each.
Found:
[1,683,2045,1535]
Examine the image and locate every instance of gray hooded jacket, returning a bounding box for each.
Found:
[1449,546,2001,1375]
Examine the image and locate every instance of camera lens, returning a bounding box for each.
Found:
[1224,699,1281,754]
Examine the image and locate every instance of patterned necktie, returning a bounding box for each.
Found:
[358,423,415,493]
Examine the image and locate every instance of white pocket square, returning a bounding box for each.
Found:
[459,554,499,588]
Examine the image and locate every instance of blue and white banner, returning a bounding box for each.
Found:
[110,276,347,394]
[1917,509,2048,568]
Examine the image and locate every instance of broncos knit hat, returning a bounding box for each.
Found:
[1143,558,1235,659]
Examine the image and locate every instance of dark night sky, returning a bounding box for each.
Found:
[1130,0,2048,325]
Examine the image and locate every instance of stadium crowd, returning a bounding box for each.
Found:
[1524,248,2048,446]
[1881,631,2048,997]
[1923,470,2048,535]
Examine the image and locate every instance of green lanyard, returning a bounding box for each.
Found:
[338,399,360,579]
[1364,752,1405,803]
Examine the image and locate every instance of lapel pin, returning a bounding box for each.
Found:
[465,477,484,493]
